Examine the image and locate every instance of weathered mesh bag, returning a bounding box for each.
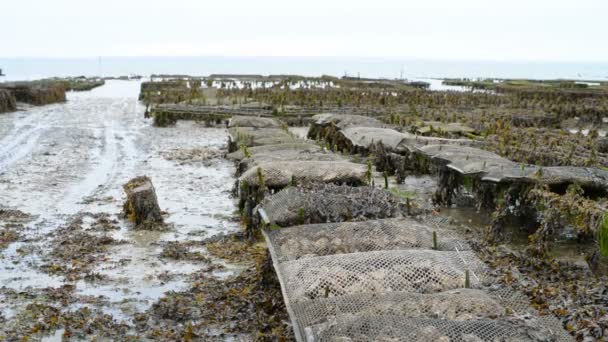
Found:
[277,250,485,302]
[306,314,560,342]
[284,283,571,341]
[336,127,476,154]
[417,144,508,169]
[311,113,387,130]
[262,218,571,341]
[308,113,390,142]
[238,161,370,217]
[227,143,324,161]
[335,127,411,154]
[255,184,404,228]
[417,144,608,192]
[291,288,505,326]
[482,165,608,189]
[228,115,281,128]
[227,143,344,175]
[228,127,297,151]
[239,161,368,189]
[264,218,470,262]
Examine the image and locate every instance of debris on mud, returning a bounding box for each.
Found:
[0,208,32,222]
[87,212,121,231]
[0,227,21,250]
[160,147,223,165]
[0,209,32,250]
[0,302,133,341]
[135,252,293,341]
[471,239,608,341]
[160,241,211,262]
[204,233,268,264]
[122,176,166,230]
[42,214,125,280]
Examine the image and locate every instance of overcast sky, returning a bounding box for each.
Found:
[2,0,606,61]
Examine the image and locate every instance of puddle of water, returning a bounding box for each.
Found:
[439,206,590,264]
[0,241,64,290]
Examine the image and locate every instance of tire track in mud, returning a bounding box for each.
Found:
[0,97,144,293]
[0,128,43,171]
[56,125,121,215]
[0,105,61,171]
[1,84,243,335]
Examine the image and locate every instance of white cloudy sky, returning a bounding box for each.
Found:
[2,0,606,61]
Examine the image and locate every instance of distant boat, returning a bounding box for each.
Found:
[0,68,4,76]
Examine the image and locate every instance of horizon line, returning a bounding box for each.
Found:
[1,55,607,64]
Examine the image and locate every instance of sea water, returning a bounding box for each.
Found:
[1,56,607,81]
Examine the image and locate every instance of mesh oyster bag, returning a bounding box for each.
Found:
[239,161,368,189]
[227,143,344,175]
[276,249,486,302]
[305,314,561,342]
[228,127,297,151]
[228,115,281,128]
[227,143,326,162]
[264,218,470,263]
[254,184,404,228]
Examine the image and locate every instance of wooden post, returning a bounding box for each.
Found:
[123,176,164,229]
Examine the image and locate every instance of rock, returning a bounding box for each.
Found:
[122,176,164,229]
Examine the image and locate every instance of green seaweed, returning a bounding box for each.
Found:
[599,213,608,257]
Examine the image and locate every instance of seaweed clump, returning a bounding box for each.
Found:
[473,240,608,341]
[0,303,133,341]
[136,249,293,341]
[41,214,124,281]
[0,88,16,113]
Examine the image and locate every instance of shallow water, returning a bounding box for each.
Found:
[0,80,240,332]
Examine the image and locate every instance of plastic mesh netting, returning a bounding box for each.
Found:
[223,122,572,341]
[228,115,281,128]
[228,127,297,151]
[255,184,404,227]
[278,250,486,302]
[264,235,571,341]
[308,114,392,142]
[337,127,475,154]
[311,113,388,130]
[305,315,559,341]
[258,187,571,341]
[265,218,470,262]
[417,144,608,189]
[482,165,608,188]
[291,286,570,340]
[227,143,344,174]
[337,127,411,153]
[417,145,509,169]
[239,161,368,189]
[227,143,325,161]
[292,289,505,326]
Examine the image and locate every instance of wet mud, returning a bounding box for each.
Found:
[0,81,262,341]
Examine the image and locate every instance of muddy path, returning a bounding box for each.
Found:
[0,81,242,340]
